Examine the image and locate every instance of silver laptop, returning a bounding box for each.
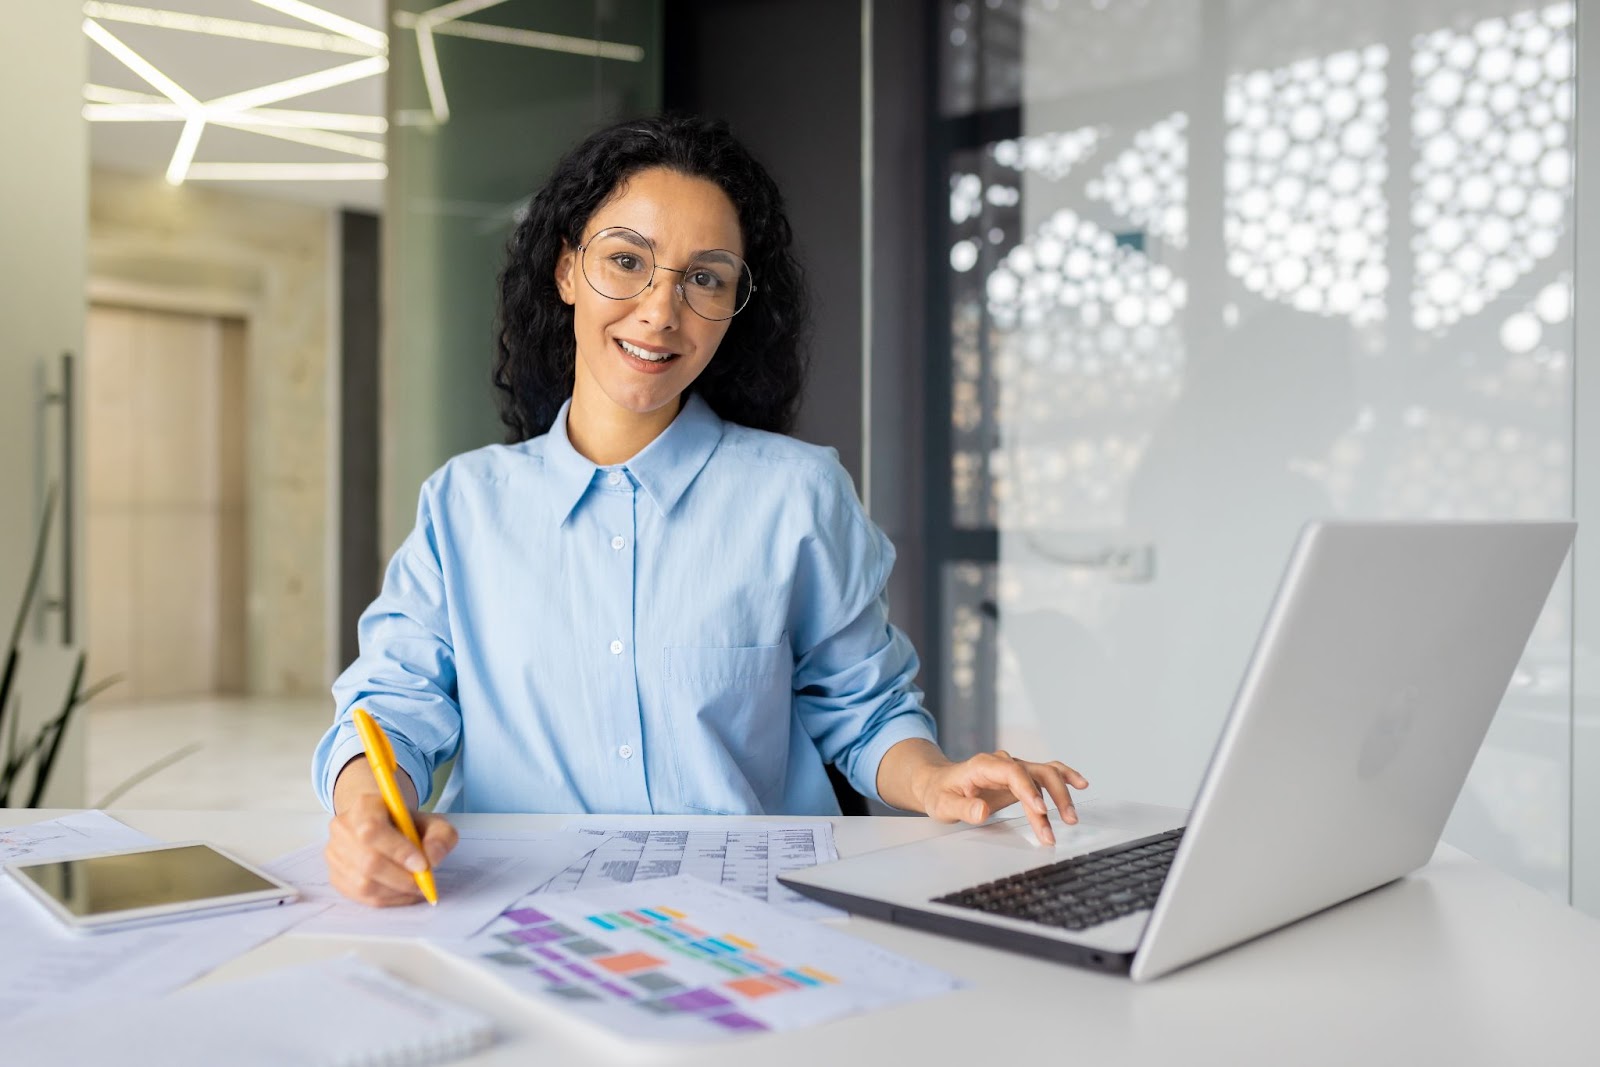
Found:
[781,520,1576,980]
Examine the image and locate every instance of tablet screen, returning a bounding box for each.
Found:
[14,844,282,917]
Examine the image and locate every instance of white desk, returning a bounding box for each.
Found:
[7,807,1600,1065]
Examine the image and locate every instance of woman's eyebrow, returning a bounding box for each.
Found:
[594,227,741,259]
[596,227,652,249]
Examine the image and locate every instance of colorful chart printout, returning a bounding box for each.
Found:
[450,875,962,1042]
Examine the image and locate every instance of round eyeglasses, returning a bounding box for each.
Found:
[579,226,755,321]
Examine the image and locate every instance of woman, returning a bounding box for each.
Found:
[315,115,1087,906]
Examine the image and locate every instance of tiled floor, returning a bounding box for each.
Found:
[86,696,333,811]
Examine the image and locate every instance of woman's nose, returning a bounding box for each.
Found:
[637,272,682,326]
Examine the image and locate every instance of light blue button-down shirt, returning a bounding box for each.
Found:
[313,393,936,816]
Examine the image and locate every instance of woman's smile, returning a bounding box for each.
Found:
[616,336,679,369]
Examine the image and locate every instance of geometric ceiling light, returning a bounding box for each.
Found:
[392,0,644,125]
[82,0,649,182]
[83,85,387,134]
[81,1,384,55]
[248,0,386,51]
[81,0,389,184]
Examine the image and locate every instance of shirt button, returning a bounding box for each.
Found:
[609,639,623,655]
[611,535,626,550]
[618,744,633,759]
[607,471,623,487]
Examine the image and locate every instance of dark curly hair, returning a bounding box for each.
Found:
[493,114,810,441]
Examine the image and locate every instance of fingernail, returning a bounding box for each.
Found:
[970,802,984,821]
[405,853,426,873]
[1065,807,1078,824]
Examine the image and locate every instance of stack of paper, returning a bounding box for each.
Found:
[5,813,954,1048]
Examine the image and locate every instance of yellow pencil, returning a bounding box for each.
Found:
[352,707,438,905]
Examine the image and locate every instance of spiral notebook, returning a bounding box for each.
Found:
[9,955,497,1066]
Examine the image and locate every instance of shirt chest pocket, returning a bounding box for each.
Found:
[662,642,793,814]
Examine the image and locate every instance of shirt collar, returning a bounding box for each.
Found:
[544,392,725,525]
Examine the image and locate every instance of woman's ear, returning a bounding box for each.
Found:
[554,243,577,305]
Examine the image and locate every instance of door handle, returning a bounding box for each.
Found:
[35,351,74,645]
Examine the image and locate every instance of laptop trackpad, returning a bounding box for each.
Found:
[954,816,1130,857]
[957,799,1189,857]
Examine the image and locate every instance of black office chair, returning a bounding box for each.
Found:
[826,762,868,816]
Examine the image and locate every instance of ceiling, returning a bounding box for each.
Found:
[84,1,387,212]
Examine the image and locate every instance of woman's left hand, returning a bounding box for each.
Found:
[916,750,1089,846]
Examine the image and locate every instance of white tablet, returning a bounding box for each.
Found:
[5,840,299,934]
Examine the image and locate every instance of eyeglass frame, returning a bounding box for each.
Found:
[575,225,756,322]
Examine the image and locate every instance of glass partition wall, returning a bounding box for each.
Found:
[933,0,1579,900]
[384,0,661,550]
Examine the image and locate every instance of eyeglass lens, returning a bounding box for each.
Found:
[581,227,753,320]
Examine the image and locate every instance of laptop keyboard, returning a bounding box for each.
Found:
[932,828,1185,931]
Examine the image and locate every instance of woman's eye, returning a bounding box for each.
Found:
[612,254,645,272]
[687,270,723,290]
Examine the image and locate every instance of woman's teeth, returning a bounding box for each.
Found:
[619,339,674,362]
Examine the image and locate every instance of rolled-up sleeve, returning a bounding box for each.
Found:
[790,466,937,804]
[312,482,463,810]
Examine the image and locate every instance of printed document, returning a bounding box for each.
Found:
[271,830,597,940]
[0,809,151,865]
[547,819,842,919]
[447,874,962,1042]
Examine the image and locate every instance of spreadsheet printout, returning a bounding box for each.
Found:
[547,821,842,919]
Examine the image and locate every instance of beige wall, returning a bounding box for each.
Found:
[89,169,332,698]
[0,5,87,804]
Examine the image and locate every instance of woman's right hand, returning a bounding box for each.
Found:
[325,757,459,907]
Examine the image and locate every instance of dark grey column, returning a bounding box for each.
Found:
[664,0,866,485]
[338,210,381,671]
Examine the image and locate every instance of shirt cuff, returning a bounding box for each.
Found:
[317,725,432,813]
[852,710,938,807]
